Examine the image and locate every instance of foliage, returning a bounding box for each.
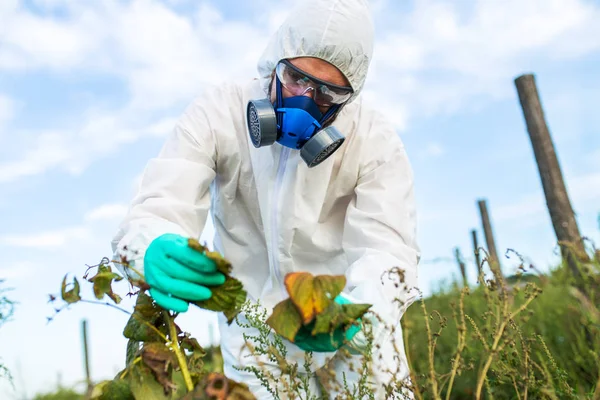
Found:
[50,228,600,399]
[51,238,254,400]
[266,272,371,342]
[0,279,16,383]
[33,386,85,400]
[402,249,600,399]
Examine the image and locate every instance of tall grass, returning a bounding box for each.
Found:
[402,250,600,399]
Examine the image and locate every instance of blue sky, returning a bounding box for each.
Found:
[1,0,599,396]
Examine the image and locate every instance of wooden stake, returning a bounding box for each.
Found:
[82,319,92,397]
[454,247,468,288]
[477,199,502,274]
[514,74,589,279]
[471,229,482,279]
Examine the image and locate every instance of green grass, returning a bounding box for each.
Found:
[402,260,600,399]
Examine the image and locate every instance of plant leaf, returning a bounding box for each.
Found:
[187,238,246,324]
[312,302,371,335]
[123,293,165,342]
[127,359,184,400]
[284,272,346,325]
[61,275,82,304]
[91,379,135,400]
[141,342,178,396]
[186,239,233,276]
[126,339,141,366]
[180,373,256,400]
[265,298,303,342]
[88,264,124,304]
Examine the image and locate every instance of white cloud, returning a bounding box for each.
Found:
[0,131,72,183]
[84,204,128,222]
[0,0,599,181]
[0,114,180,183]
[0,1,267,110]
[0,261,36,280]
[369,0,600,125]
[0,226,90,248]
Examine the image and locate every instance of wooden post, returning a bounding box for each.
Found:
[477,199,502,274]
[82,319,92,396]
[471,229,482,279]
[454,247,468,288]
[514,74,589,279]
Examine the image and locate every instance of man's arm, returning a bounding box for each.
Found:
[111,88,221,277]
[342,115,420,345]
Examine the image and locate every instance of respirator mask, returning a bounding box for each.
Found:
[246,59,353,168]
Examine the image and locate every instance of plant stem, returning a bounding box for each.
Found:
[402,322,423,400]
[474,295,537,399]
[163,310,193,392]
[445,289,467,400]
[421,299,441,400]
[119,357,142,380]
[80,299,131,315]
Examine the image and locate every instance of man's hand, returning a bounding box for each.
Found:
[144,233,226,313]
[293,294,361,353]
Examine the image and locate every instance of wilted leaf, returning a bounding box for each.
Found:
[186,239,246,324]
[192,277,247,324]
[61,275,82,304]
[181,373,256,400]
[123,293,165,342]
[88,265,124,304]
[179,335,206,378]
[142,342,178,395]
[91,379,134,400]
[134,292,163,318]
[180,335,204,353]
[312,301,371,335]
[265,298,303,342]
[284,272,346,325]
[127,358,186,400]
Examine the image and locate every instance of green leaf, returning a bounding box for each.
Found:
[312,302,371,336]
[192,277,247,324]
[123,293,165,342]
[91,379,135,400]
[61,275,81,304]
[134,292,163,319]
[284,272,346,325]
[186,239,247,324]
[126,340,141,366]
[265,298,303,342]
[88,265,124,304]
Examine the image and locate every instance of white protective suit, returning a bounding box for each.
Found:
[111,0,420,398]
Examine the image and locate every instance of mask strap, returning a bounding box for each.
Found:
[320,104,340,124]
[275,76,284,129]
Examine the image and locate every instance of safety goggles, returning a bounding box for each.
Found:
[275,59,354,106]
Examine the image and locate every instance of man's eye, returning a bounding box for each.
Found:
[288,71,306,83]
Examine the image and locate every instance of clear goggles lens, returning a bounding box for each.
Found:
[275,61,353,106]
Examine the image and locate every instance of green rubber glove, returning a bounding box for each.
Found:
[293,294,361,353]
[144,233,226,313]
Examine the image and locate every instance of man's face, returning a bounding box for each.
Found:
[269,57,351,115]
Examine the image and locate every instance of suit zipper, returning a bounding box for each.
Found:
[270,147,290,296]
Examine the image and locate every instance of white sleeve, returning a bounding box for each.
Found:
[342,117,420,346]
[110,91,219,277]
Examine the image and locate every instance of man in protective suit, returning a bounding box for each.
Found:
[111,0,420,398]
